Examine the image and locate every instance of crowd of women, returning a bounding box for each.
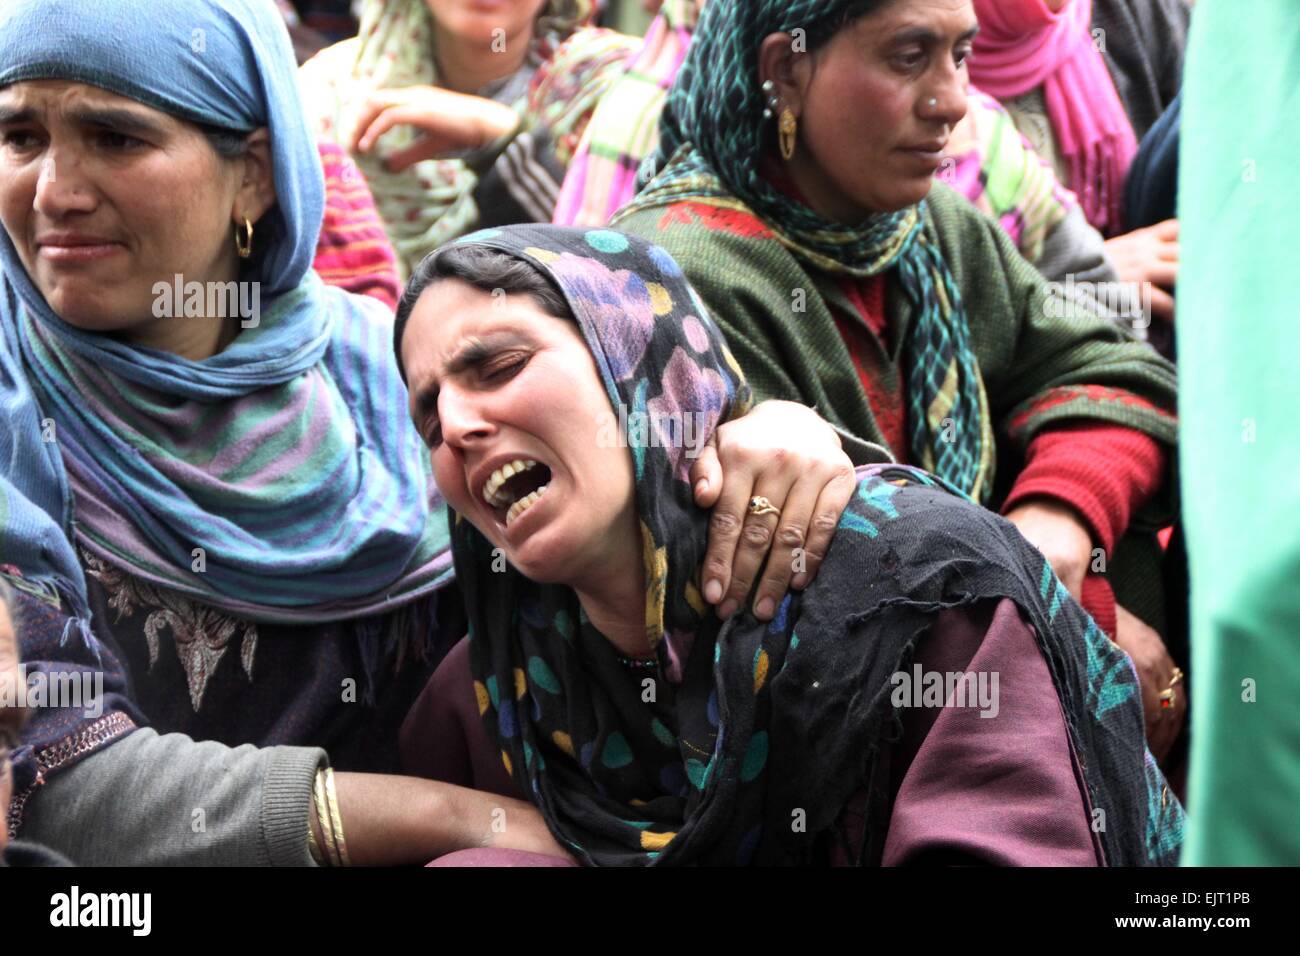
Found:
[0,0,1285,867]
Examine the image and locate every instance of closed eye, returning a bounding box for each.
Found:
[481,353,528,382]
[419,350,531,448]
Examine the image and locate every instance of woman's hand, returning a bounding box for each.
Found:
[689,401,856,621]
[350,86,520,172]
[1104,219,1179,323]
[1114,604,1186,763]
[1004,499,1094,601]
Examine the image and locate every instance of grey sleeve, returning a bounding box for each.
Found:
[21,728,326,866]
[1036,208,1152,341]
[1036,204,1118,286]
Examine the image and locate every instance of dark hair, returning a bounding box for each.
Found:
[198,123,252,160]
[393,244,572,382]
[803,0,895,53]
[195,122,280,280]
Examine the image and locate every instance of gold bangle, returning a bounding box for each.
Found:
[313,769,340,866]
[307,813,324,866]
[323,767,351,867]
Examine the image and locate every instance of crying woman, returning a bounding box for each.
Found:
[394,224,1182,867]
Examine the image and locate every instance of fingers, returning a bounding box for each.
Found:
[1148,661,1187,764]
[700,459,756,613]
[712,463,790,621]
[696,401,851,618]
[1144,262,1178,289]
[1145,691,1182,764]
[1116,605,1185,763]
[789,464,855,591]
[1152,218,1179,240]
[353,105,414,155]
[350,94,400,153]
[749,475,823,620]
[713,457,855,620]
[719,470,796,621]
[1148,285,1176,323]
[383,135,443,173]
[689,442,723,508]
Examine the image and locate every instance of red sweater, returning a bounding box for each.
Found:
[833,275,1166,636]
[313,142,402,311]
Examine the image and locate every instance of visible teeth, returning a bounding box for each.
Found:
[505,485,548,526]
[481,458,538,508]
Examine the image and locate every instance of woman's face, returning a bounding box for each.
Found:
[0,81,249,339]
[774,0,978,219]
[401,278,638,586]
[424,0,549,46]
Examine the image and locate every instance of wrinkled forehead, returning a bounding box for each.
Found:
[0,79,184,131]
[402,277,581,387]
[447,227,745,401]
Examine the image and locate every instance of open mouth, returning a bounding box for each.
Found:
[481,458,553,527]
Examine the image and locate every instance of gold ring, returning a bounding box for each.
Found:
[748,495,781,518]
[1159,667,1185,712]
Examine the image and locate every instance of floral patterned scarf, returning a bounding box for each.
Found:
[442,224,1183,866]
[300,0,634,273]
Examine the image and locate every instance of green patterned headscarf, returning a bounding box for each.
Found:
[623,0,996,501]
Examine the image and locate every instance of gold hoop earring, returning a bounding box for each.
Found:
[778,108,798,161]
[235,217,254,259]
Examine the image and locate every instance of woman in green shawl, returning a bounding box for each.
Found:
[613,0,1186,762]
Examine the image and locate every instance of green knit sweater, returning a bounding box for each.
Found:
[614,182,1178,513]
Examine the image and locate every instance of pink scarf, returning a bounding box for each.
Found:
[969,0,1137,235]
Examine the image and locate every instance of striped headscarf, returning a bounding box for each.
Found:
[627,0,994,501]
[553,0,701,228]
[0,0,452,626]
[942,87,1078,265]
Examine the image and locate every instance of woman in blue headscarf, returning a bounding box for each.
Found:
[0,0,857,864]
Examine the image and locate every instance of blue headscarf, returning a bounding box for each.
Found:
[0,0,452,626]
[0,1,455,839]
[0,0,322,295]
